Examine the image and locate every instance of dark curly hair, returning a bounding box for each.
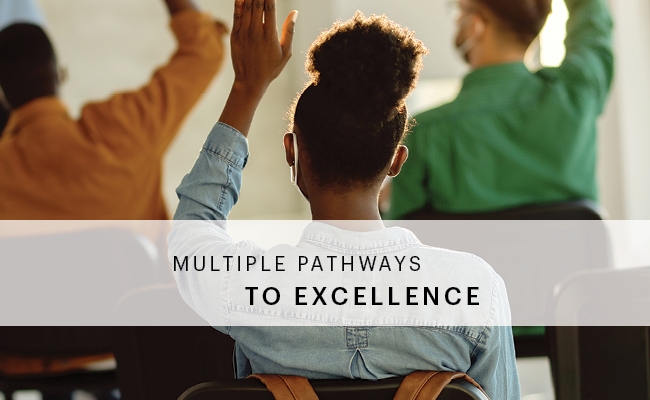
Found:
[291,12,427,190]
[477,0,552,45]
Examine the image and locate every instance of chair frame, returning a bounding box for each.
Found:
[178,377,489,400]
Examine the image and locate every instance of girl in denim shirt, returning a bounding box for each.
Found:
[170,1,519,398]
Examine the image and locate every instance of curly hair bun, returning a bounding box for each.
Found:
[306,12,427,118]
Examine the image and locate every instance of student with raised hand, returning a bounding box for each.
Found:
[388,0,614,218]
[170,1,519,398]
[0,0,227,219]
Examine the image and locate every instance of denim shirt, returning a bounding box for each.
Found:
[170,122,520,400]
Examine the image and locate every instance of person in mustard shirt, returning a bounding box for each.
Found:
[388,0,613,218]
[0,0,227,220]
[0,0,226,397]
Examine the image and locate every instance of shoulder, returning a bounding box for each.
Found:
[405,104,457,150]
[413,101,458,127]
[409,241,506,301]
[416,244,498,279]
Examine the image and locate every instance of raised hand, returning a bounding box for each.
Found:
[219,0,298,137]
[231,0,297,95]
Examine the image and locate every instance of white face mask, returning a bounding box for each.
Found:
[290,132,299,184]
[288,132,308,200]
[455,15,484,62]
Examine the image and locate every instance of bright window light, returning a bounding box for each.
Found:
[539,0,569,67]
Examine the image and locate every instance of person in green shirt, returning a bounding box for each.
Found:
[388,0,614,218]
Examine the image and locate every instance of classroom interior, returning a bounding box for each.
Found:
[1,0,649,399]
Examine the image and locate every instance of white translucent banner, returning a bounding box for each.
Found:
[0,220,648,326]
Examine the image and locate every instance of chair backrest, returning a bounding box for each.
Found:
[0,228,157,325]
[402,200,604,220]
[549,267,650,400]
[0,229,157,391]
[112,284,208,326]
[178,377,489,400]
[550,266,650,326]
[111,285,236,400]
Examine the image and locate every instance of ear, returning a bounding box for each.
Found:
[283,132,295,167]
[474,16,485,38]
[387,145,409,177]
[57,65,68,86]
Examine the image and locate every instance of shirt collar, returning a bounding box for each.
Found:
[3,96,69,138]
[460,62,530,91]
[299,221,421,253]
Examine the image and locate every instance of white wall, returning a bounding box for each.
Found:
[604,0,650,219]
[35,0,648,220]
[38,0,309,219]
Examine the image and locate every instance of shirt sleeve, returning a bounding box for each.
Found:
[168,122,252,327]
[467,325,521,400]
[80,10,225,155]
[466,276,520,400]
[174,122,249,221]
[558,0,614,112]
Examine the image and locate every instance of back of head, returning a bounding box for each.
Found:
[292,13,427,190]
[0,23,57,109]
[476,0,551,45]
[0,102,8,136]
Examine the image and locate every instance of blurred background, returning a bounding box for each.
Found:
[1,3,648,399]
[34,0,650,221]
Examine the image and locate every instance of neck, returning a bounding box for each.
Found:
[309,186,383,222]
[471,44,526,70]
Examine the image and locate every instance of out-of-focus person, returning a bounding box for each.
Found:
[387,0,613,218]
[0,0,228,219]
[0,0,46,137]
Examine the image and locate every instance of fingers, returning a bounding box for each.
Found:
[241,0,253,31]
[280,11,298,61]
[251,0,265,31]
[264,0,277,37]
[233,0,243,33]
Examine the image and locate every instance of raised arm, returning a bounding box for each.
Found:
[173,0,297,221]
[169,0,297,326]
[219,0,296,137]
[558,0,614,110]
[80,0,228,154]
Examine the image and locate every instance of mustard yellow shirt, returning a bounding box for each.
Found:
[0,11,224,220]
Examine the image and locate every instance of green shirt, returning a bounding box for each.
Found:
[389,0,614,218]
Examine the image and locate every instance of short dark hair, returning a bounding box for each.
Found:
[0,104,8,137]
[0,23,57,109]
[477,0,552,45]
[292,13,427,189]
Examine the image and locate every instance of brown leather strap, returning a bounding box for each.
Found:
[248,374,319,400]
[394,371,490,400]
